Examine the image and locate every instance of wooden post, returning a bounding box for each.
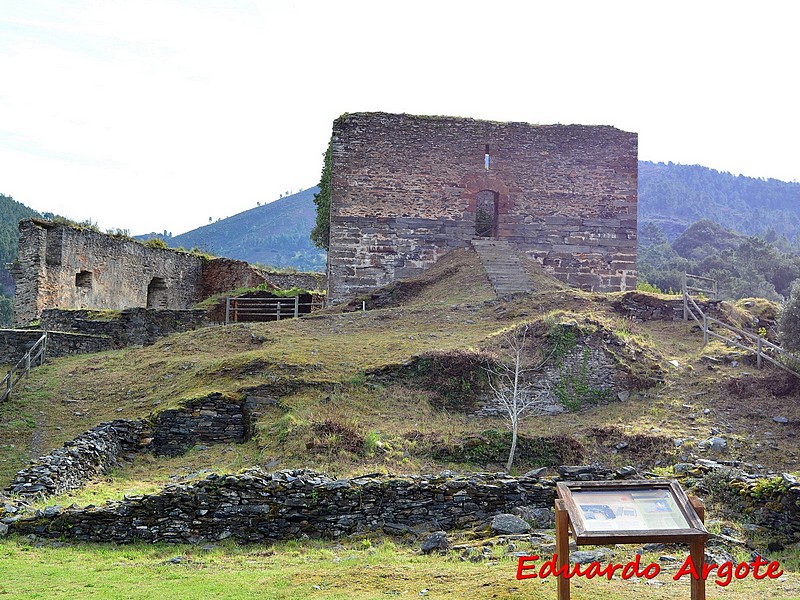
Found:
[702,314,708,346]
[294,295,299,318]
[757,337,763,369]
[276,300,281,321]
[225,297,230,325]
[555,499,570,600]
[689,496,706,600]
[25,352,30,379]
[683,273,688,321]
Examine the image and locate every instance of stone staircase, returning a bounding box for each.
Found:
[471,239,534,296]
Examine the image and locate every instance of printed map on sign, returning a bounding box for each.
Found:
[572,488,691,531]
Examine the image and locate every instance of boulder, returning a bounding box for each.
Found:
[491,513,531,534]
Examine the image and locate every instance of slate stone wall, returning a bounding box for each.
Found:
[4,457,799,544]
[6,419,147,497]
[0,329,114,363]
[40,308,207,348]
[8,468,558,543]
[148,393,252,456]
[328,113,638,301]
[4,393,251,499]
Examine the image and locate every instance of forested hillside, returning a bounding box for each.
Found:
[138,188,325,272]
[637,219,800,301]
[638,161,800,241]
[0,194,39,324]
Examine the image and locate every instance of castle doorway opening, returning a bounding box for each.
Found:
[147,277,168,308]
[475,190,499,237]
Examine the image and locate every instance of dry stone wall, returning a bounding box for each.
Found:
[8,468,560,543]
[0,329,114,363]
[148,393,252,456]
[4,393,252,500]
[40,308,207,348]
[4,434,799,544]
[328,113,638,301]
[6,420,146,497]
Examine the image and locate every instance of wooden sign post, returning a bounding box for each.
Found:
[555,480,708,600]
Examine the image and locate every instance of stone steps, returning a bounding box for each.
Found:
[471,239,534,296]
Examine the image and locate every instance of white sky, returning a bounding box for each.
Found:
[1,0,798,236]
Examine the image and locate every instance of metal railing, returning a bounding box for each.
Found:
[682,274,800,377]
[224,295,324,324]
[1,332,47,401]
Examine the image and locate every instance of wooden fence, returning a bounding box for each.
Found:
[224,295,324,324]
[682,274,800,377]
[1,332,47,402]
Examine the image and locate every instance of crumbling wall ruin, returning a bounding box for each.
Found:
[11,219,269,326]
[327,112,638,302]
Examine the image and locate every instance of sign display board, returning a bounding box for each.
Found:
[572,487,690,531]
[557,480,707,545]
[554,479,708,600]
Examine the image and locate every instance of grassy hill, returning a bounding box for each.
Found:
[2,248,797,486]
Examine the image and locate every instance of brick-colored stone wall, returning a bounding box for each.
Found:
[200,258,268,299]
[327,112,638,301]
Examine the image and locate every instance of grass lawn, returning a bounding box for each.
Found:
[1,537,798,600]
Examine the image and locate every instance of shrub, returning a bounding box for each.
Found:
[778,281,800,352]
[145,237,169,250]
[636,280,663,294]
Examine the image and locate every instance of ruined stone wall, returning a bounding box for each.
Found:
[40,308,207,348]
[6,420,147,497]
[8,468,558,543]
[12,220,280,327]
[0,329,115,363]
[328,112,637,301]
[148,393,251,457]
[13,220,202,325]
[200,258,268,298]
[4,392,251,498]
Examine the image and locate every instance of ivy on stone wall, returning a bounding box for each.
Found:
[311,140,332,251]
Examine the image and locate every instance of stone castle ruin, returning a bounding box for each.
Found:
[11,218,269,326]
[327,112,638,302]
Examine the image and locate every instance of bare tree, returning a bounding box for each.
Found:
[485,324,558,472]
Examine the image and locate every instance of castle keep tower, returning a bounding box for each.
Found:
[326,112,638,302]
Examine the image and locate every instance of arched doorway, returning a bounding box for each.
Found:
[475,190,499,237]
[146,277,168,308]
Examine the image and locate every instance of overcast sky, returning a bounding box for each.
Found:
[1,1,797,236]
